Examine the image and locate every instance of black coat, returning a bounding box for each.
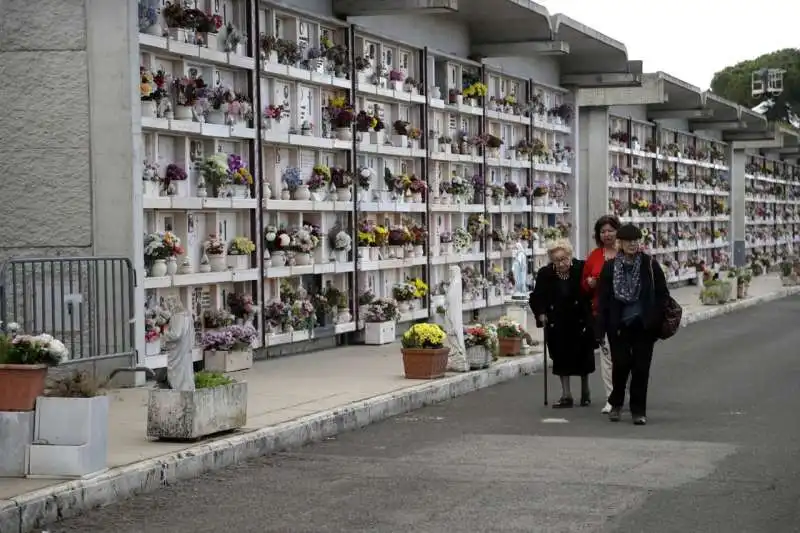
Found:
[595,253,669,341]
[529,259,596,376]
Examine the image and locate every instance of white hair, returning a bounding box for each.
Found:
[546,238,573,257]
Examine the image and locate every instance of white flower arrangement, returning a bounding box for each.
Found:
[333,230,352,251]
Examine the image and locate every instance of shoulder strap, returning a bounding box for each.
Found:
[647,255,655,294]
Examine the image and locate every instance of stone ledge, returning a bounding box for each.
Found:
[4,286,800,533]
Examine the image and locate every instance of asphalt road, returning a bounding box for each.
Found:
[47,296,800,533]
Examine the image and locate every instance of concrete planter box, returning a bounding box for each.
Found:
[147,381,248,440]
[0,411,34,477]
[203,348,253,372]
[29,395,109,478]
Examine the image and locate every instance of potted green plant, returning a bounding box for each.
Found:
[400,323,449,379]
[0,330,67,411]
[495,316,525,356]
[28,371,108,477]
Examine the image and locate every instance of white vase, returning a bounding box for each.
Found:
[413,245,424,257]
[293,185,311,200]
[174,105,193,120]
[369,247,380,261]
[145,338,161,356]
[398,301,410,313]
[272,251,287,267]
[337,308,352,324]
[335,128,353,141]
[337,187,352,201]
[392,135,408,148]
[145,23,162,36]
[471,241,481,254]
[334,249,348,262]
[226,255,250,270]
[392,80,404,91]
[294,252,312,266]
[166,257,178,275]
[370,130,385,145]
[141,100,157,118]
[311,190,326,202]
[207,109,227,124]
[264,183,272,200]
[280,189,291,200]
[209,255,226,272]
[150,259,167,277]
[231,184,249,198]
[431,87,441,99]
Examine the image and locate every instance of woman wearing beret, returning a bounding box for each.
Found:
[595,224,670,425]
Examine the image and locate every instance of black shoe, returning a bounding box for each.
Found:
[633,415,647,426]
[580,393,591,407]
[552,397,574,408]
[608,407,622,422]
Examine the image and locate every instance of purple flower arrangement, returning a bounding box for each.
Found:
[165,163,188,182]
[201,324,257,351]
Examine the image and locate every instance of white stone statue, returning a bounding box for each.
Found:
[445,266,468,372]
[160,297,195,391]
[511,242,529,299]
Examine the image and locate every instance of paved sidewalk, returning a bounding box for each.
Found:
[1,275,798,533]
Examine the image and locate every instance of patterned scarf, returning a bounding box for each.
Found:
[612,253,642,303]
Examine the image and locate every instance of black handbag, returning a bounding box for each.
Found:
[649,259,682,340]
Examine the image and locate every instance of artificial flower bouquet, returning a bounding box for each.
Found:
[495,316,525,338]
[401,323,446,349]
[201,324,257,351]
[1,333,68,366]
[364,298,401,323]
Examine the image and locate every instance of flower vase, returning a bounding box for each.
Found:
[166,257,178,275]
[141,100,157,118]
[413,245,424,257]
[337,187,352,201]
[392,135,408,148]
[280,189,291,200]
[471,241,481,254]
[293,185,311,200]
[294,252,312,266]
[272,251,287,267]
[150,259,168,277]
[207,109,227,124]
[398,301,411,314]
[209,255,227,272]
[337,308,352,324]
[311,189,326,202]
[174,105,193,120]
[369,247,381,261]
[441,242,452,255]
[145,23,162,36]
[335,128,353,141]
[264,183,272,200]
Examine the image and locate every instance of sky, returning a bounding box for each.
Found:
[538,0,800,90]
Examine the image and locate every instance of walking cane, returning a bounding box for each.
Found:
[542,326,548,406]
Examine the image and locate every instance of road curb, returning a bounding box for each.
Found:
[2,286,799,533]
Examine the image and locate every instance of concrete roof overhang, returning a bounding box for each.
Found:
[333,0,635,81]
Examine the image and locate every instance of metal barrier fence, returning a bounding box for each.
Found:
[0,257,136,370]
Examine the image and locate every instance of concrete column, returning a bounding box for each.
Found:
[730,148,747,267]
[86,0,145,363]
[577,106,609,257]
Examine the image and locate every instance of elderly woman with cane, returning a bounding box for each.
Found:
[596,224,670,425]
[581,215,621,414]
[530,238,596,408]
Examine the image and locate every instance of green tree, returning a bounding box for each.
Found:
[709,48,800,122]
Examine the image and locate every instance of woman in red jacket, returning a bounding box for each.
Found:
[581,215,620,414]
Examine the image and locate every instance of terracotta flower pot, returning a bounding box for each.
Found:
[0,364,49,411]
[498,336,522,357]
[401,347,449,379]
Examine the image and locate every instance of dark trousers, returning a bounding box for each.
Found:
[608,321,655,416]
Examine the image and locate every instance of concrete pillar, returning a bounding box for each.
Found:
[730,148,747,266]
[577,106,610,257]
[86,0,145,363]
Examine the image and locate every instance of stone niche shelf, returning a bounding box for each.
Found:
[607,115,732,283]
[744,155,800,261]
[136,0,577,360]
